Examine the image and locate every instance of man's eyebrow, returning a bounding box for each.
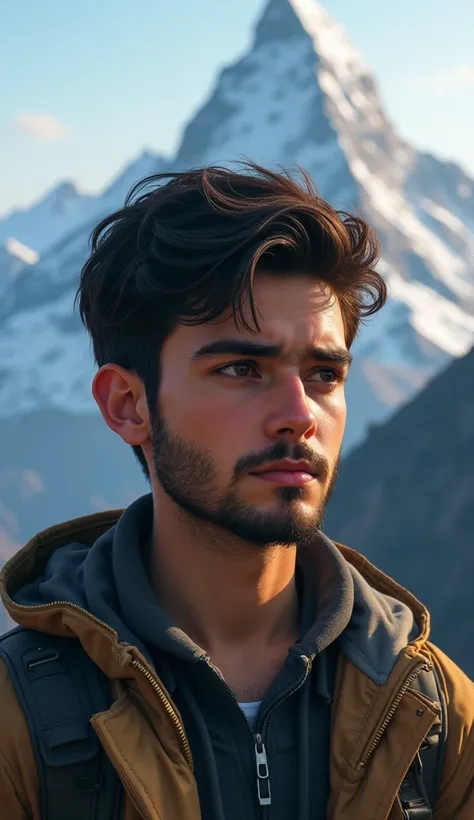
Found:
[190,339,353,367]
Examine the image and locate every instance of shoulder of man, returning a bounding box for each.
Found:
[425,641,474,819]
[0,655,41,819]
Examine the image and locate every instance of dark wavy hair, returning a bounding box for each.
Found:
[77,162,386,478]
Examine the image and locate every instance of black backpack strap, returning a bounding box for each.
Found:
[398,663,447,819]
[0,627,122,820]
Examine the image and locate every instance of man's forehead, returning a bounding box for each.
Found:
[199,287,345,349]
[203,318,345,349]
[166,275,348,358]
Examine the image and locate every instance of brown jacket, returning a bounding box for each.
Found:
[0,510,473,820]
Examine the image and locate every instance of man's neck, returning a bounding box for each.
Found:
[150,494,299,657]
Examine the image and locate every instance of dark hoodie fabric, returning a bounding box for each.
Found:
[14,495,419,820]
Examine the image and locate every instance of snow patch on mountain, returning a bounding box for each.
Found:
[5,238,39,266]
[0,239,38,305]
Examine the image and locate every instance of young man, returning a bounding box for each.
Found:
[0,164,472,820]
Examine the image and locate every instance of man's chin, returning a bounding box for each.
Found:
[246,491,325,520]
[218,507,324,548]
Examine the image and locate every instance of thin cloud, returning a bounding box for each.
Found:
[14,112,68,141]
[432,66,474,90]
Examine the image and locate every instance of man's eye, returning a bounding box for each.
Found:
[217,362,259,379]
[307,368,342,384]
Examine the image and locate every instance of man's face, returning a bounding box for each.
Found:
[151,273,350,549]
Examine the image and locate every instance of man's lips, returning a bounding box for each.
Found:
[252,470,315,486]
[249,460,317,487]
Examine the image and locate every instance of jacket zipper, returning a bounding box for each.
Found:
[204,652,312,814]
[356,659,433,771]
[7,598,193,768]
[254,654,311,812]
[254,732,271,806]
[202,656,267,812]
[130,656,193,767]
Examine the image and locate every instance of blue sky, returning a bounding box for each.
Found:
[1,0,473,216]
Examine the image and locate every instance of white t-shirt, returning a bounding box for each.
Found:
[238,700,262,731]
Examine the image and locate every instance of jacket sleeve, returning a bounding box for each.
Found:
[428,643,474,820]
[0,657,40,819]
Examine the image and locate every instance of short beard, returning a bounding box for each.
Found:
[151,408,340,552]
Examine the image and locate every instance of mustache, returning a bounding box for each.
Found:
[233,440,330,482]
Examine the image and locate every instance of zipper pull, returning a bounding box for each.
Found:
[254,733,272,806]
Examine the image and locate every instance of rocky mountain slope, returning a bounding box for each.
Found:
[325,345,474,678]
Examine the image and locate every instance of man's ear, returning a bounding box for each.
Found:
[92,364,150,446]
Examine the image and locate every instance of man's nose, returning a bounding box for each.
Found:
[263,376,317,442]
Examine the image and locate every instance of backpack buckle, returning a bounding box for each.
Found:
[399,753,433,820]
[401,800,432,819]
